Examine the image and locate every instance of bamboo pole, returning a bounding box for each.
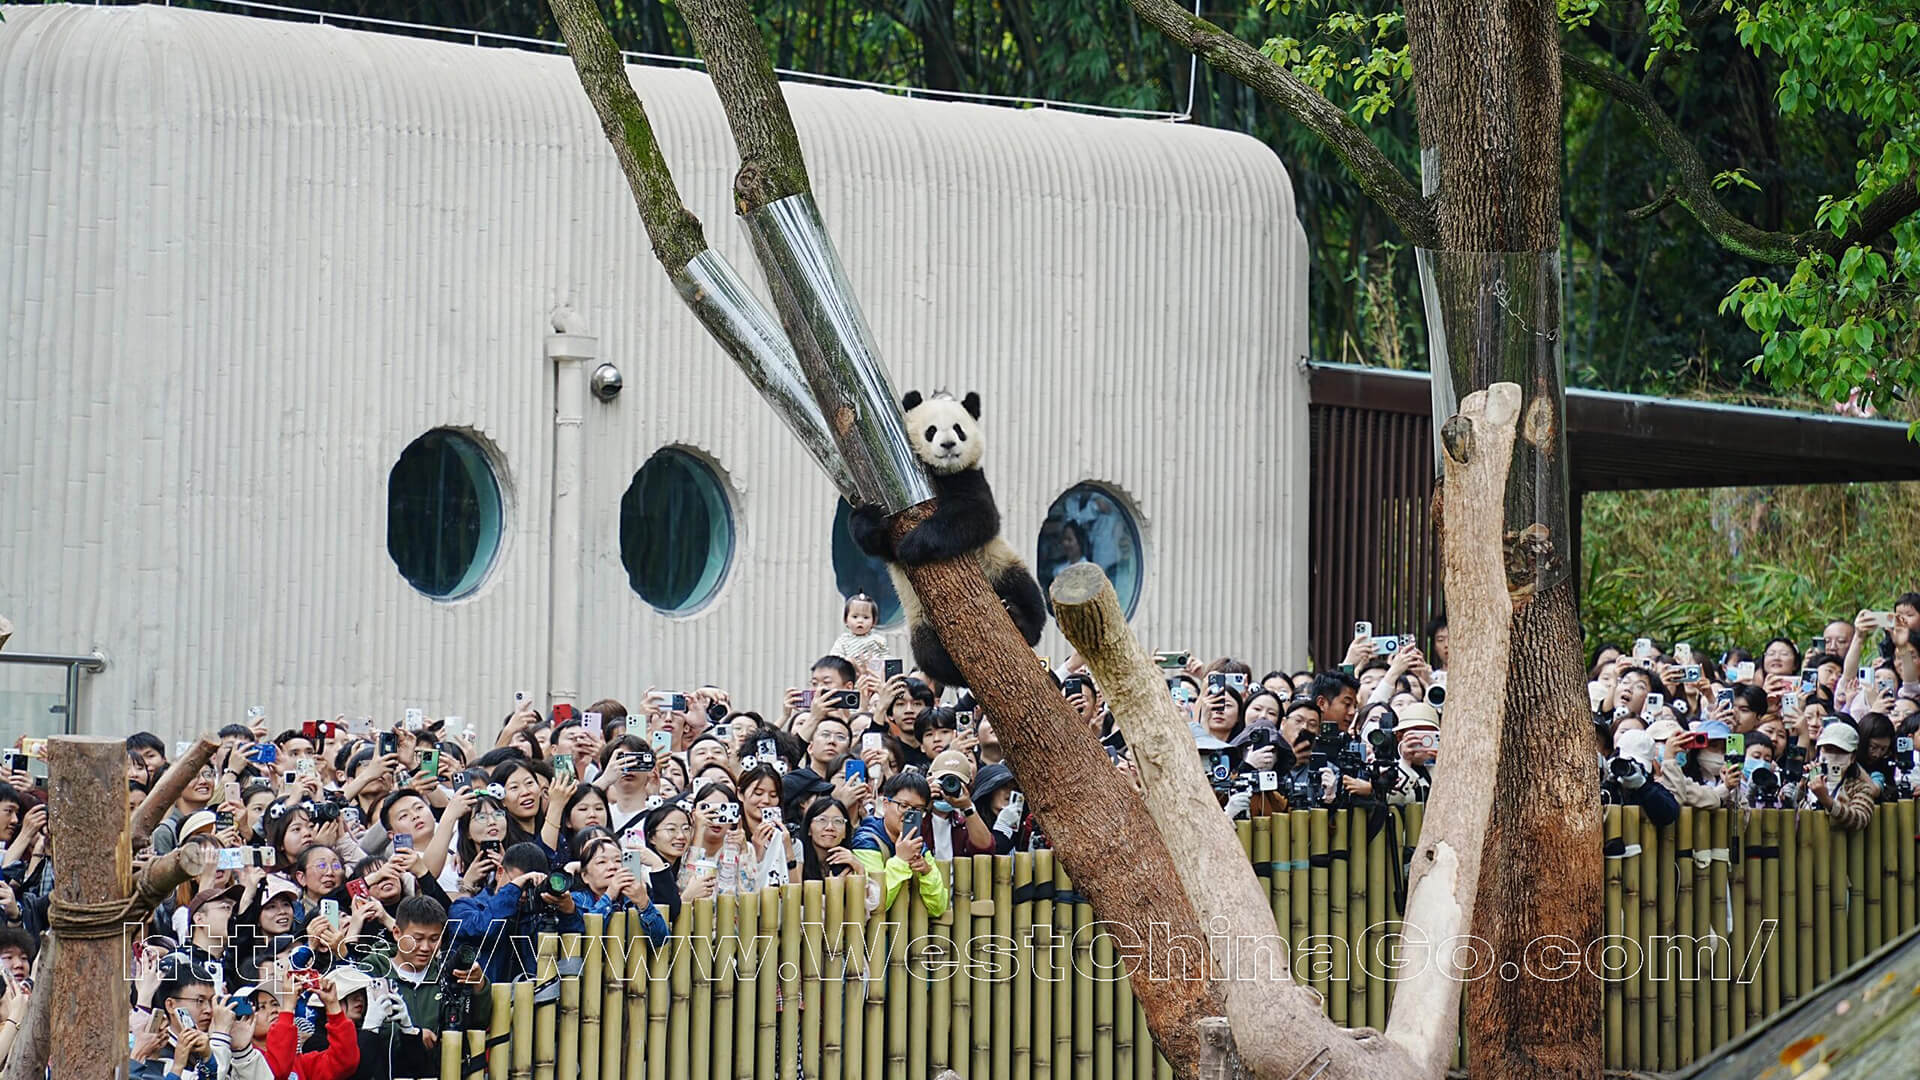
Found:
[1846,816,1867,965]
[731,891,759,1080]
[1637,808,1659,1070]
[1094,900,1116,1080]
[1365,813,1387,1032]
[647,904,677,1080]
[439,1017,463,1080]
[801,882,825,1080]
[1760,809,1782,1019]
[670,900,694,1080]
[1738,809,1760,1035]
[489,982,513,1080]
[1288,811,1310,989]
[512,976,536,1080]
[758,887,783,1080]
[1346,807,1368,1029]
[820,877,846,1080]
[1054,859,1078,1080]
[536,933,559,1080]
[1665,809,1687,1070]
[1139,997,1156,1080]
[1900,800,1918,931]
[1619,806,1641,1069]
[1812,811,1833,987]
[1603,805,1623,1071]
[1866,806,1887,954]
[1794,804,1814,999]
[947,858,971,1076]
[691,900,717,1080]
[1070,865,1094,1080]
[582,911,607,1080]
[1708,810,1729,1052]
[627,905,652,1080]
[862,893,887,1079]
[1328,809,1349,1027]
[843,876,868,1080]
[704,899,733,1080]
[1879,802,1899,944]
[1012,852,1034,1080]
[909,872,932,1080]
[1308,809,1331,1013]
[977,854,1001,1080]
[1689,810,1711,1063]
[928,860,954,1075]
[1114,961,1136,1080]
[1033,850,1056,1080]
[886,883,912,1080]
[772,883,799,1080]
[604,909,630,1080]
[559,929,583,1080]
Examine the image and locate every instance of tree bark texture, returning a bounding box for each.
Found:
[130,735,218,852]
[547,0,710,272]
[1051,563,1418,1080]
[677,0,812,212]
[45,736,134,1080]
[892,511,1222,1079]
[1384,384,1520,1078]
[1402,3,1601,1079]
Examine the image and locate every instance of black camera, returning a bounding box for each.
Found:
[1061,674,1092,698]
[442,944,480,1030]
[621,750,657,775]
[1747,762,1780,801]
[542,871,572,897]
[305,799,341,825]
[936,773,963,798]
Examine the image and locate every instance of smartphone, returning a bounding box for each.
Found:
[883,657,904,680]
[224,779,243,805]
[1674,643,1694,665]
[377,732,398,757]
[1353,621,1373,639]
[296,757,317,777]
[391,833,413,852]
[1684,664,1702,684]
[844,759,868,783]
[1256,770,1279,792]
[554,753,575,781]
[1735,661,1756,683]
[795,690,815,709]
[1008,790,1025,814]
[346,878,370,901]
[668,693,690,713]
[830,690,861,710]
[1633,638,1654,661]
[899,808,924,836]
[0,752,24,775]
[862,732,883,754]
[1726,733,1746,758]
[514,691,531,709]
[956,712,975,735]
[214,809,235,832]
[281,771,298,787]
[1716,688,1735,709]
[302,718,318,739]
[583,711,602,733]
[760,806,782,826]
[319,898,342,930]
[1153,651,1190,670]
[713,724,734,743]
[246,743,278,766]
[404,708,425,732]
[1647,693,1665,711]
[649,730,673,755]
[1800,668,1819,693]
[1206,673,1227,695]
[173,1006,197,1032]
[622,849,648,878]
[420,748,440,776]
[246,705,265,724]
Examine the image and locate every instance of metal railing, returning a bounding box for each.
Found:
[0,650,107,735]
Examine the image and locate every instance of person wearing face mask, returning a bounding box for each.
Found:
[1806,722,1877,831]
[1601,729,1680,826]
[1650,721,1734,808]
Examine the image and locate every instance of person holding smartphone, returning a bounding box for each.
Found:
[567,835,668,946]
[590,736,660,839]
[846,772,948,916]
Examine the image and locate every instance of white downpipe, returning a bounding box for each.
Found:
[546,309,596,714]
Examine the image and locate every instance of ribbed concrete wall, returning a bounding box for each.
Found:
[0,4,1309,741]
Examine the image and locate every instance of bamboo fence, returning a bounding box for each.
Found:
[432,803,1916,1078]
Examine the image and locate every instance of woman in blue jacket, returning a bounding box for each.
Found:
[569,834,669,947]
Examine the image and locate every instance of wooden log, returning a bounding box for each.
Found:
[129,735,219,851]
[41,737,133,1079]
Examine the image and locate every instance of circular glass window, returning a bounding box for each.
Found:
[621,449,734,613]
[831,498,903,625]
[1037,483,1144,617]
[387,429,504,600]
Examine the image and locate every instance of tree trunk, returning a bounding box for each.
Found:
[891,511,1224,1078]
[130,736,218,851]
[1404,1,1603,1077]
[45,736,134,1079]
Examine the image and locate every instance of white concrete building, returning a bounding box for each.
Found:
[0,3,1310,743]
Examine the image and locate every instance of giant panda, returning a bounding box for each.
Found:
[849,390,1048,688]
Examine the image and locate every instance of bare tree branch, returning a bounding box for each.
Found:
[1122,0,1438,248]
[1564,50,1920,262]
[677,0,812,211]
[548,0,709,272]
[130,737,218,851]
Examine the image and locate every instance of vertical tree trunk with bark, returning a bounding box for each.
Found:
[1404,1,1603,1077]
[44,736,134,1079]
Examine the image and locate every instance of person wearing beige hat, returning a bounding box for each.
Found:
[923,750,993,859]
[1808,722,1877,831]
[1383,704,1439,807]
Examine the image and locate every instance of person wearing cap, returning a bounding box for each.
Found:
[1383,703,1441,808]
[263,965,361,1080]
[181,883,242,985]
[921,750,992,860]
[1808,721,1877,830]
[206,986,274,1080]
[1601,729,1681,826]
[1653,720,1736,809]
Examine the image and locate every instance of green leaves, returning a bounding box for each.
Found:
[1258,2,1410,121]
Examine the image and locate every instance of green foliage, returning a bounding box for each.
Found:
[1580,482,1920,655]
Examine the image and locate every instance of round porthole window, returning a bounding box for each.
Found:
[621,448,734,614]
[1037,483,1144,617]
[387,429,505,600]
[831,498,903,626]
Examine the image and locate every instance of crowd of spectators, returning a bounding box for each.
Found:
[0,590,1913,1077]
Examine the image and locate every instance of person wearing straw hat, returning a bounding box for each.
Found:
[1807,721,1877,831]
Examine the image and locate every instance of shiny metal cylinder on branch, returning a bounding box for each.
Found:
[742,193,935,514]
[672,250,857,498]
[1417,248,1572,596]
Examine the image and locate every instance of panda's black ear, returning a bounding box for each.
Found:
[961,392,981,419]
[901,391,923,413]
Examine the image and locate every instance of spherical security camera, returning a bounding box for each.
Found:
[590,362,623,402]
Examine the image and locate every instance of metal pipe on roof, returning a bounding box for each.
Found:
[546,314,594,714]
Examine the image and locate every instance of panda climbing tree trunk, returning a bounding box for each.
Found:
[543,0,1224,1074]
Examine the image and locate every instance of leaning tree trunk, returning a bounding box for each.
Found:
[1403,0,1603,1077]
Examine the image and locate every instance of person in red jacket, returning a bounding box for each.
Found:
[264,969,361,1080]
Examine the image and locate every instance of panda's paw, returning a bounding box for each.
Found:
[893,528,951,567]
[848,504,891,558]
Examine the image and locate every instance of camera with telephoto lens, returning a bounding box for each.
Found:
[936,772,964,798]
[305,798,341,825]
[1778,744,1807,785]
[1745,761,1785,807]
[1600,756,1648,805]
[1309,723,1371,808]
[442,944,480,1030]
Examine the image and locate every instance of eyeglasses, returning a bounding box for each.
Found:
[653,824,693,837]
[885,796,928,813]
[470,807,507,822]
[304,861,343,874]
[168,994,213,1009]
[196,767,217,780]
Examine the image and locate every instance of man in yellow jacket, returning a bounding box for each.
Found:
[847,772,949,916]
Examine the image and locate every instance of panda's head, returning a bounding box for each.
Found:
[900,390,983,475]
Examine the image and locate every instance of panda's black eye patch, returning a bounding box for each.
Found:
[952,424,967,442]
[925,425,938,442]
